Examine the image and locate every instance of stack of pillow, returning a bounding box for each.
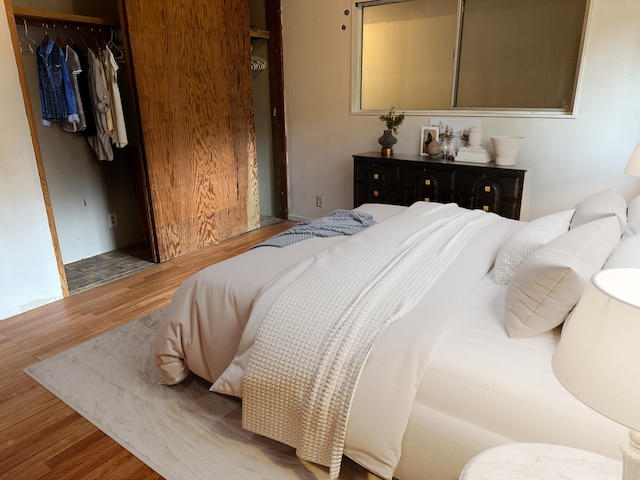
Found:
[490,188,639,338]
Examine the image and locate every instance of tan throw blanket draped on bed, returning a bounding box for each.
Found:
[241,203,499,479]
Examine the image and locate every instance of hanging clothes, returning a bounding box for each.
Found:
[85,48,113,161]
[97,48,114,139]
[62,45,86,132]
[36,38,80,126]
[73,45,98,138]
[101,45,128,148]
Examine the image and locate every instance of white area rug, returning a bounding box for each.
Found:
[24,309,373,480]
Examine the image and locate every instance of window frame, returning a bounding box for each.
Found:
[350,0,592,119]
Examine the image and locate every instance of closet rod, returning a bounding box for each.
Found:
[12,6,119,27]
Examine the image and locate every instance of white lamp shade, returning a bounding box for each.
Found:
[552,268,640,433]
[625,143,640,177]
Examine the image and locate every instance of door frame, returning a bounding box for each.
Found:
[265,0,288,219]
[3,0,69,295]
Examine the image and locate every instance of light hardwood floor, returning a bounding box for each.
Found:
[0,221,293,479]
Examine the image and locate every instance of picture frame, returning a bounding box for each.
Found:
[420,126,439,156]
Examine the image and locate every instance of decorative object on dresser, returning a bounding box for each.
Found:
[467,127,483,147]
[455,146,492,163]
[421,126,440,157]
[378,107,405,156]
[552,268,640,480]
[491,136,525,165]
[353,152,532,220]
[456,126,491,163]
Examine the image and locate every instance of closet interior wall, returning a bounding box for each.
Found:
[11,0,151,285]
[249,0,275,219]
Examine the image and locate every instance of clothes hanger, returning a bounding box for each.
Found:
[250,45,266,71]
[79,31,89,51]
[55,37,65,47]
[18,19,37,54]
[55,24,71,50]
[106,27,125,62]
[42,22,50,46]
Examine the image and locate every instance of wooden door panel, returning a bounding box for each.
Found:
[122,0,259,261]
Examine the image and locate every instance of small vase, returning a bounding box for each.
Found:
[378,129,397,156]
[426,139,441,157]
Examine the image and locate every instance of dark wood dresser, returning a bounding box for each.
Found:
[353,152,532,220]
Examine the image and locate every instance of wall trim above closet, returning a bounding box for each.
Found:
[12,6,118,27]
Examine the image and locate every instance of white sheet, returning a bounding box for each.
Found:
[394,275,628,479]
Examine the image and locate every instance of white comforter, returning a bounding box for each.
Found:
[208,203,513,478]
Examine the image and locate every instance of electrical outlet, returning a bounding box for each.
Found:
[107,212,118,228]
[316,195,324,208]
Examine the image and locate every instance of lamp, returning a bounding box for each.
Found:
[625,143,640,177]
[552,268,640,480]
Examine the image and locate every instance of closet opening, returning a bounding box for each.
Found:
[251,0,288,225]
[12,7,155,295]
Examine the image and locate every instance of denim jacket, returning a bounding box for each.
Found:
[37,39,80,126]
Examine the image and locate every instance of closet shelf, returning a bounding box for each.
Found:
[250,28,269,39]
[12,6,119,27]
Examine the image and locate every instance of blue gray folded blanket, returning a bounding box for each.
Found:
[255,209,376,248]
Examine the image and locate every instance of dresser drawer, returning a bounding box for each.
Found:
[404,164,455,203]
[458,171,523,199]
[354,160,402,184]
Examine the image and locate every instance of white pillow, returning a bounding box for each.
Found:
[493,209,575,285]
[624,194,640,237]
[570,187,627,232]
[505,216,621,338]
[603,234,640,269]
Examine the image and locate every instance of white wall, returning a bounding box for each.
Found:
[282,0,640,221]
[0,5,63,319]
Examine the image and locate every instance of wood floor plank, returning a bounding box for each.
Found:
[0,221,293,479]
[1,384,59,433]
[0,335,39,403]
[48,430,160,479]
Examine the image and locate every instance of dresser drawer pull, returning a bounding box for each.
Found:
[484,186,491,192]
[373,190,379,197]
[425,179,431,186]
[483,205,489,211]
[424,197,430,202]
[374,173,379,180]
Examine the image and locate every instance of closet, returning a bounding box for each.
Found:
[6,0,287,294]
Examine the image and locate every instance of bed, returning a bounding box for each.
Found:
[155,188,639,480]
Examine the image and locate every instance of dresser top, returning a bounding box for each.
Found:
[354,152,533,172]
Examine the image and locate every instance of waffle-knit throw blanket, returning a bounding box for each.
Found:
[242,202,500,479]
[254,209,375,248]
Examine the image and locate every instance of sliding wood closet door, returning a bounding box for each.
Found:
[120,0,260,262]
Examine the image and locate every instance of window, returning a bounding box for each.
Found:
[353,0,590,116]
